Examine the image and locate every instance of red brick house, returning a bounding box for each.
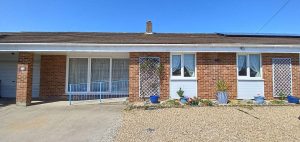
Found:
[1,22,300,106]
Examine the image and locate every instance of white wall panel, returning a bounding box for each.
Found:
[237,80,264,99]
[170,80,197,99]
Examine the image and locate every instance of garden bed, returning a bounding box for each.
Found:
[125,99,300,110]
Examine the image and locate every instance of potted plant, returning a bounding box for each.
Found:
[177,88,187,104]
[254,94,265,104]
[149,83,160,103]
[149,95,159,103]
[287,95,300,104]
[216,79,228,104]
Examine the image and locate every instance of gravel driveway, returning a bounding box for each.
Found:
[116,106,300,142]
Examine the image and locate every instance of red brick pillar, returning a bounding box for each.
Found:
[16,52,34,106]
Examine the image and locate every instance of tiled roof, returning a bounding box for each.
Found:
[0,32,300,44]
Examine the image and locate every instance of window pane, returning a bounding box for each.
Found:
[184,54,195,77]
[172,55,181,76]
[91,58,110,92]
[68,58,88,92]
[112,59,129,92]
[238,55,247,76]
[249,54,261,77]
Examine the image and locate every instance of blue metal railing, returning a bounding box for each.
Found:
[0,80,1,98]
[68,80,129,105]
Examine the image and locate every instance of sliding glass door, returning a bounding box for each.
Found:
[67,58,129,94]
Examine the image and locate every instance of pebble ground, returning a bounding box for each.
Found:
[115,106,300,142]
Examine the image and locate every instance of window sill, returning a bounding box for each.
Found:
[170,78,197,81]
[238,78,264,81]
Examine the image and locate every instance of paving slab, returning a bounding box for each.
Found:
[0,100,124,142]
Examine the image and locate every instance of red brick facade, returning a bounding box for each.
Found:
[14,52,300,102]
[128,52,300,101]
[129,52,170,102]
[40,55,66,97]
[197,53,237,99]
[16,52,34,106]
[262,53,300,99]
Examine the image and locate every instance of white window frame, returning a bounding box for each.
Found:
[170,53,197,80]
[236,53,263,80]
[65,56,129,94]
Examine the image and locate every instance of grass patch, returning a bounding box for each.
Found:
[270,100,286,105]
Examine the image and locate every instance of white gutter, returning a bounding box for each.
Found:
[0,43,300,53]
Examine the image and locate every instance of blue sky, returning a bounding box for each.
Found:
[0,0,299,34]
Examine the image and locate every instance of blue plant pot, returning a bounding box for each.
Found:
[216,91,228,104]
[287,96,299,104]
[180,98,187,104]
[150,95,159,103]
[254,96,265,104]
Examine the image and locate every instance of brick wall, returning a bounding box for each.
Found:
[262,53,300,99]
[197,53,237,99]
[129,52,170,102]
[16,52,34,106]
[40,55,66,97]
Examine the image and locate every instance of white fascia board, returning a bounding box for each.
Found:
[1,43,300,53]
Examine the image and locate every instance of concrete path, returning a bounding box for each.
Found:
[0,101,125,142]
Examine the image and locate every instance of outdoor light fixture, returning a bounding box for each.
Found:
[214,58,220,62]
[19,66,26,71]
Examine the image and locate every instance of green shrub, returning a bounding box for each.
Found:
[188,97,201,106]
[162,99,180,107]
[200,99,213,106]
[270,100,285,105]
[216,80,228,92]
[278,92,286,100]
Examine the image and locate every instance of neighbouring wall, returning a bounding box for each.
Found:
[262,53,300,99]
[197,53,237,99]
[40,55,66,97]
[129,52,170,102]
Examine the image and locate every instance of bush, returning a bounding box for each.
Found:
[200,99,214,106]
[270,100,286,105]
[278,92,286,100]
[162,99,180,107]
[188,97,201,106]
[216,80,228,92]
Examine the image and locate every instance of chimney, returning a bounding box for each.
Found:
[145,20,153,34]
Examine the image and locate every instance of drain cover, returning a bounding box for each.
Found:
[146,128,155,133]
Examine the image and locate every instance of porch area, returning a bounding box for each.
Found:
[0,52,130,106]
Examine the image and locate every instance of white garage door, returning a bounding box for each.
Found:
[0,61,17,98]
